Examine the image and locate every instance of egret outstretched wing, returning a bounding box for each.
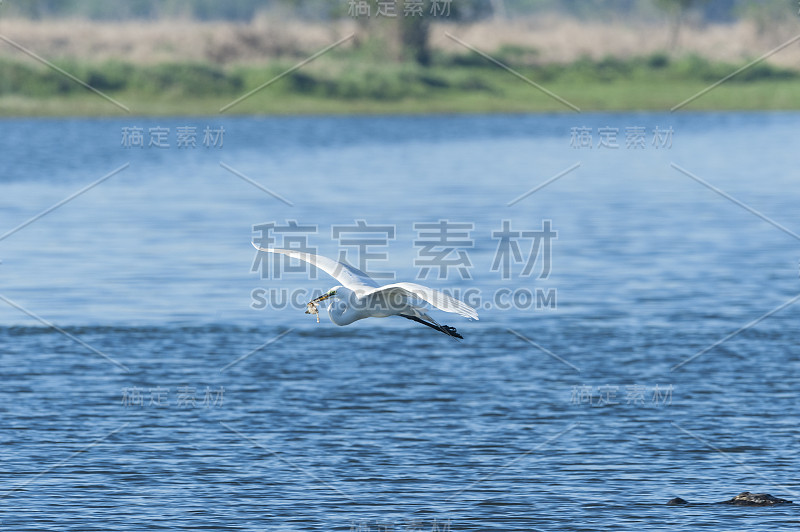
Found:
[251,244,379,291]
[361,282,479,321]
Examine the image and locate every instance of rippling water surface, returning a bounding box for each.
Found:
[1,113,798,530]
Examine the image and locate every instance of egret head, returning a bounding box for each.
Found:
[305,286,361,326]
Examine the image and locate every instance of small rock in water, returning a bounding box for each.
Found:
[667,491,793,506]
[666,497,688,506]
[722,492,793,506]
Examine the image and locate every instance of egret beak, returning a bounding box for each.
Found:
[310,290,336,304]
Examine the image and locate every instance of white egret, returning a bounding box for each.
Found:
[252,244,478,338]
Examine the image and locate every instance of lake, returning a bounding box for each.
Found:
[0,113,798,530]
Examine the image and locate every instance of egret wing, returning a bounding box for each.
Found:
[251,244,379,290]
[361,282,479,320]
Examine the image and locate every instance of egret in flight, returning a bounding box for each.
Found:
[252,244,478,338]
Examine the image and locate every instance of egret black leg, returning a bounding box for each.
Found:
[399,314,463,339]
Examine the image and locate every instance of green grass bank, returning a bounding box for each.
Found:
[1,51,798,116]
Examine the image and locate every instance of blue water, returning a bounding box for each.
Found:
[1,113,798,530]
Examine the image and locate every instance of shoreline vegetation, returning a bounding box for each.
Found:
[1,54,798,116]
[1,14,799,116]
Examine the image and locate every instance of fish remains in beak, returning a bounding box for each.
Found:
[305,290,336,323]
[305,301,319,322]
